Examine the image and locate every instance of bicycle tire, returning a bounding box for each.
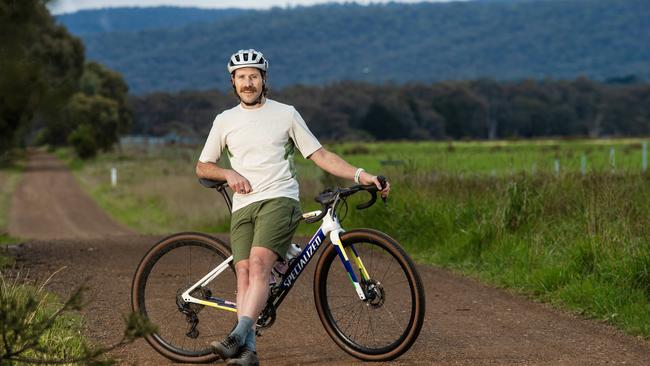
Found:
[131,232,237,363]
[313,228,425,361]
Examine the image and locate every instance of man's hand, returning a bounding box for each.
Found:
[226,170,252,194]
[359,172,390,198]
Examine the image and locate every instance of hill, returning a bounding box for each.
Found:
[55,7,246,35]
[58,0,650,94]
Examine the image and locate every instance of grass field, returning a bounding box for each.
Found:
[61,138,650,339]
[327,138,650,176]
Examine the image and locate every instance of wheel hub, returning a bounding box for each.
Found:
[363,280,385,308]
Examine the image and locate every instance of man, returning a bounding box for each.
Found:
[196,49,389,366]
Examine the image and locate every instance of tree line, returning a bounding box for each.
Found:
[129,77,650,142]
[0,0,131,161]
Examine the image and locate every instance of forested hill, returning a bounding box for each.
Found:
[59,0,650,94]
[55,7,246,35]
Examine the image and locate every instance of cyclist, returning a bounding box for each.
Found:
[196,49,390,366]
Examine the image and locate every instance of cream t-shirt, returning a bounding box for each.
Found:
[199,99,322,212]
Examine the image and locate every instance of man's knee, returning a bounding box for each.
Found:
[248,252,274,281]
[236,261,250,282]
[248,256,265,279]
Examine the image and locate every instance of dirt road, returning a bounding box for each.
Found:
[8,152,650,365]
[8,151,133,239]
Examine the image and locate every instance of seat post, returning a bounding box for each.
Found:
[216,185,233,213]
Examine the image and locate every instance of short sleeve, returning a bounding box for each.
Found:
[289,108,322,158]
[198,114,225,163]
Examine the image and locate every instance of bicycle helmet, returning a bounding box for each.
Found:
[227,49,268,74]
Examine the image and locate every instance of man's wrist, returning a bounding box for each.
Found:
[354,168,365,184]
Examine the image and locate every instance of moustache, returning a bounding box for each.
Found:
[240,87,258,93]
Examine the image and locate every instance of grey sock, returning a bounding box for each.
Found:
[245,327,256,352]
[230,316,253,344]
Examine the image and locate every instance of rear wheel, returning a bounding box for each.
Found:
[313,229,425,361]
[131,232,237,363]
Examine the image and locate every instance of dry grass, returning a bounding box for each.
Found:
[69,147,229,234]
[0,169,21,233]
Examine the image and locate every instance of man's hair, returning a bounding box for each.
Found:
[231,69,268,101]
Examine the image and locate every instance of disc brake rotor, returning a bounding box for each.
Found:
[364,280,385,308]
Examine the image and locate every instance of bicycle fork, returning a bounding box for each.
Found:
[322,213,371,301]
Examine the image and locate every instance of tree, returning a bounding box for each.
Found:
[0,0,84,159]
[432,83,489,139]
[360,101,406,140]
[38,61,133,157]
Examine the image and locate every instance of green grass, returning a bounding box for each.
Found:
[0,163,24,267]
[342,171,650,339]
[0,273,96,363]
[66,139,650,339]
[327,138,650,176]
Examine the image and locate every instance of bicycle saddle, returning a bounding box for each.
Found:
[199,178,228,189]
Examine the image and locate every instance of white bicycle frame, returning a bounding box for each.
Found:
[180,208,370,311]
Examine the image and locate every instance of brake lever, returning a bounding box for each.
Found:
[377,175,388,208]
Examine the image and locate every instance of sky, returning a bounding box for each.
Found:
[49,0,465,14]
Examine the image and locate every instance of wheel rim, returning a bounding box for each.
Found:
[321,238,417,355]
[136,239,237,357]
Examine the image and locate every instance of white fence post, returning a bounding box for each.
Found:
[581,154,587,176]
[111,167,117,187]
[610,147,616,173]
[554,159,560,176]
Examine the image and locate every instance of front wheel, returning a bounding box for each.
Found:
[131,232,237,363]
[313,229,425,361]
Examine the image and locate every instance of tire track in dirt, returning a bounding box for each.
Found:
[8,151,650,365]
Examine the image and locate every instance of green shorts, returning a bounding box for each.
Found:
[230,197,302,264]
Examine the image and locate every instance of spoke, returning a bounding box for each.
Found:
[378,303,405,332]
[378,252,394,284]
[151,307,181,323]
[380,278,409,288]
[326,294,359,299]
[188,245,192,284]
[364,305,372,347]
[346,302,362,341]
[328,299,362,311]
[340,301,362,338]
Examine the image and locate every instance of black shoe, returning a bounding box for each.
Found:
[211,334,243,359]
[226,347,259,366]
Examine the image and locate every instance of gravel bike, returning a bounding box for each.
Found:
[131,177,425,363]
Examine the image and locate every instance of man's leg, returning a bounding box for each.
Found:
[235,260,250,316]
[213,247,276,359]
[238,246,277,319]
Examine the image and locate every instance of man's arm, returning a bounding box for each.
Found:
[196,161,252,194]
[308,147,390,197]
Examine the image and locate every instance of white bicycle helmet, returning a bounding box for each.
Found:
[227,49,268,74]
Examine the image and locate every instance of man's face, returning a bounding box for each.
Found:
[232,67,264,106]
